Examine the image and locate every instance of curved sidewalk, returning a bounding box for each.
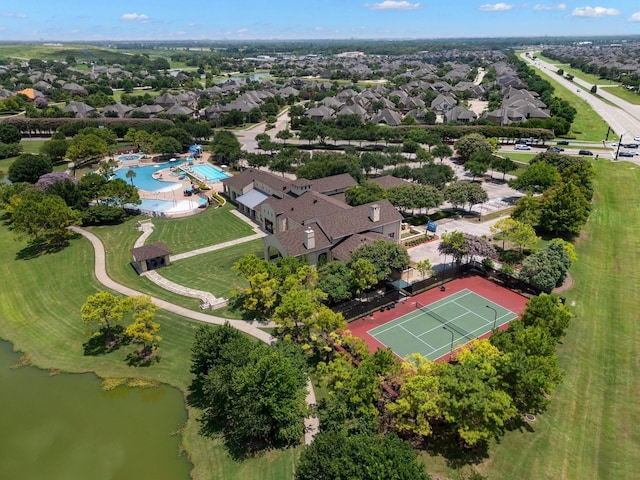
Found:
[70,226,319,444]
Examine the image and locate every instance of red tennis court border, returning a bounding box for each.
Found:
[345,275,529,362]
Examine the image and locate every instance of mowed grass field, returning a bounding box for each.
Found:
[0,222,299,479]
[421,159,640,479]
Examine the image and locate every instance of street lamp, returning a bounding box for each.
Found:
[615,133,625,161]
[486,305,498,330]
[442,325,454,357]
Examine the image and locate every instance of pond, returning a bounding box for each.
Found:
[0,339,192,480]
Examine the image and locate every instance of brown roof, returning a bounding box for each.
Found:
[273,226,332,257]
[221,168,291,194]
[309,173,357,194]
[315,199,402,241]
[130,242,172,262]
[330,232,391,262]
[261,191,348,224]
[370,175,407,190]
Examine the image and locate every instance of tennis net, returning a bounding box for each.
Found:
[415,301,475,341]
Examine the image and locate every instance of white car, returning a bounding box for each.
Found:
[634,135,640,142]
[514,144,532,150]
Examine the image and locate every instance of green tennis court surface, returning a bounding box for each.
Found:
[367,289,518,361]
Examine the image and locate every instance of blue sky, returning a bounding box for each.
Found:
[1,1,639,41]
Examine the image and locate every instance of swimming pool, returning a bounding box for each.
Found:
[113,161,186,193]
[190,164,229,182]
[119,154,141,162]
[128,197,208,216]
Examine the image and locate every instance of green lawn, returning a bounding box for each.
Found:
[146,203,255,254]
[160,239,263,298]
[0,221,298,480]
[421,159,640,479]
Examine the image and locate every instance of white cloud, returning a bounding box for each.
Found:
[237,28,248,34]
[364,1,422,11]
[571,6,620,17]
[1,12,27,19]
[120,13,150,22]
[534,3,566,11]
[479,3,513,12]
[629,12,640,22]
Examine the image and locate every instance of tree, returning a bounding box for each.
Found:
[124,295,161,357]
[432,143,453,163]
[344,182,386,206]
[490,321,563,413]
[387,355,443,437]
[539,181,590,236]
[521,293,572,340]
[350,240,410,282]
[464,160,488,181]
[8,154,53,183]
[491,156,518,180]
[444,181,487,212]
[415,259,433,280]
[519,240,572,293]
[295,431,430,480]
[349,258,378,296]
[318,261,353,304]
[152,136,182,158]
[490,217,539,253]
[0,123,21,144]
[66,133,108,166]
[189,325,307,451]
[454,133,492,163]
[511,192,542,227]
[438,231,467,266]
[509,161,560,193]
[272,287,346,344]
[211,130,242,165]
[81,292,131,340]
[102,178,140,210]
[125,169,137,186]
[387,183,443,215]
[11,190,82,246]
[440,340,517,445]
[40,138,70,162]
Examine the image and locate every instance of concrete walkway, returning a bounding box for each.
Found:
[70,226,319,444]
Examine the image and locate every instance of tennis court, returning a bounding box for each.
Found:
[367,289,518,361]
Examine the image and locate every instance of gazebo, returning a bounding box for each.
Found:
[130,242,172,274]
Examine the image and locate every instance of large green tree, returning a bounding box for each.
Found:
[350,240,410,282]
[188,324,307,451]
[539,181,590,236]
[7,154,53,183]
[519,240,572,293]
[509,161,560,193]
[454,133,492,163]
[10,189,81,245]
[211,130,242,165]
[295,430,430,480]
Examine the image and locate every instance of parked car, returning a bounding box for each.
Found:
[618,151,635,158]
[634,135,640,142]
[557,140,570,145]
[622,143,639,149]
[514,144,532,150]
[548,147,564,152]
[579,150,594,156]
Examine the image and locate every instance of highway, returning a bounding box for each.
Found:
[521,52,640,146]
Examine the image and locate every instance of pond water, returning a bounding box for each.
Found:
[0,339,192,480]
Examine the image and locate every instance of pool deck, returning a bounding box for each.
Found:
[119,152,225,204]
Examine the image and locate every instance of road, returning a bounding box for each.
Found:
[522,52,640,142]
